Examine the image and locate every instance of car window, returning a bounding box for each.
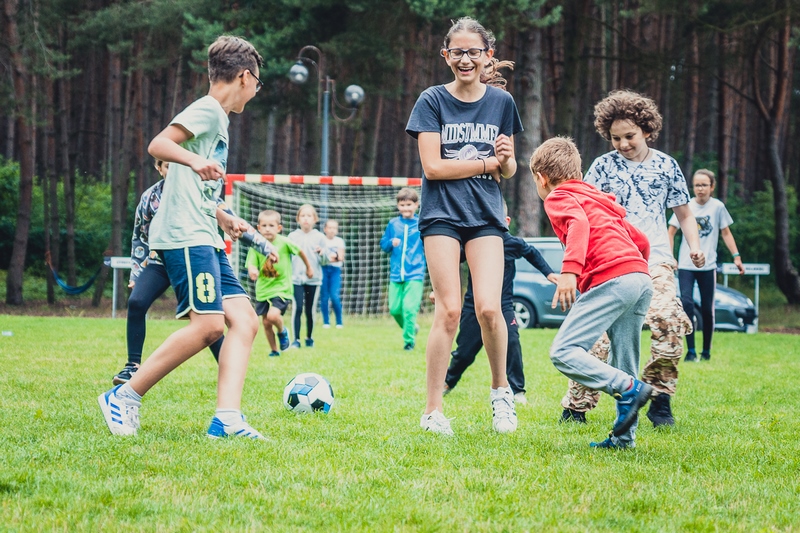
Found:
[516,244,564,274]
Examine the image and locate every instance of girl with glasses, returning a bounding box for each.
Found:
[406,16,523,436]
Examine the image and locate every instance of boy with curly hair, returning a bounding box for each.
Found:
[559,90,706,430]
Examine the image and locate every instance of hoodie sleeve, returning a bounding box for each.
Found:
[380,219,395,253]
[545,190,590,276]
[520,241,554,277]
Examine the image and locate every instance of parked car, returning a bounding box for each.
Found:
[512,237,757,333]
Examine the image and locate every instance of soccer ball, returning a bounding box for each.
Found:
[283,373,334,414]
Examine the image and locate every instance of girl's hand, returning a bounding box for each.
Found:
[486,156,502,184]
[306,266,313,279]
[494,134,513,167]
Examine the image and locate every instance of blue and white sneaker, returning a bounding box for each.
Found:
[612,379,653,437]
[98,385,140,436]
[290,340,301,349]
[207,414,265,440]
[590,435,631,449]
[278,328,290,351]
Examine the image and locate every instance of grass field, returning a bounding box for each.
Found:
[1,315,799,532]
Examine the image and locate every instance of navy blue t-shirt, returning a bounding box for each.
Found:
[406,85,524,232]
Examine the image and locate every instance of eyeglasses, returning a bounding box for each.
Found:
[693,183,711,188]
[444,48,487,60]
[240,70,263,93]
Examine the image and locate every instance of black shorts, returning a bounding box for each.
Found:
[255,297,289,317]
[421,220,505,245]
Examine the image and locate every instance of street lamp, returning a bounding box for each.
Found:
[288,45,365,178]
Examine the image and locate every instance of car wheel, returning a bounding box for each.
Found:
[513,298,537,329]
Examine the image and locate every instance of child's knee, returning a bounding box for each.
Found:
[475,305,501,326]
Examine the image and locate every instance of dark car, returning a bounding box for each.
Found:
[512,237,757,333]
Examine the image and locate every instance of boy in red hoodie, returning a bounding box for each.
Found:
[531,137,654,449]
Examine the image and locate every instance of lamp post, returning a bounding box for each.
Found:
[288,45,365,178]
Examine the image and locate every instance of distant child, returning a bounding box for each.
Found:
[443,205,559,404]
[668,169,744,361]
[560,90,706,429]
[320,219,346,329]
[380,188,426,351]
[247,210,312,357]
[532,136,654,449]
[406,17,523,435]
[98,35,274,439]
[288,204,327,348]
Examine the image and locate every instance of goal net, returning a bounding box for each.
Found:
[228,174,432,317]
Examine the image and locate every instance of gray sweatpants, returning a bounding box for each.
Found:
[550,272,653,445]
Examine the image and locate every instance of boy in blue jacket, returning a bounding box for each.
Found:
[380,188,426,350]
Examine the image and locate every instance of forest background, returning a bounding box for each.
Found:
[1,0,800,309]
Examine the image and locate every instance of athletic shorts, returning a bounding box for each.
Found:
[159,246,248,319]
[255,297,289,317]
[421,220,505,244]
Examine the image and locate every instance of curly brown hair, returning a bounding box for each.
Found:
[593,90,662,142]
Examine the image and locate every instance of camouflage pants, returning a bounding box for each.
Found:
[561,263,692,411]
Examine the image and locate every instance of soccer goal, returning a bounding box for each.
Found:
[227,174,432,317]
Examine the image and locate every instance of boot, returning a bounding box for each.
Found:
[646,392,675,427]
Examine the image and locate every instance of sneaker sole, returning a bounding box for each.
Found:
[612,383,653,437]
[111,376,129,385]
[97,392,136,436]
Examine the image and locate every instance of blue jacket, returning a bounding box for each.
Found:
[380,215,426,282]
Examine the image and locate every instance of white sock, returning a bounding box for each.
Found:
[117,383,142,404]
[215,409,243,426]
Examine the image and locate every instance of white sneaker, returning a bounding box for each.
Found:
[514,392,528,406]
[336,324,343,329]
[322,324,331,329]
[207,414,266,440]
[491,386,518,433]
[420,409,454,436]
[98,385,140,436]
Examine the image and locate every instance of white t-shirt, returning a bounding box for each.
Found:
[668,197,733,271]
[288,228,327,286]
[323,236,346,268]
[584,149,690,267]
[149,96,229,250]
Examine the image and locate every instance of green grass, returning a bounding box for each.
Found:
[1,315,799,531]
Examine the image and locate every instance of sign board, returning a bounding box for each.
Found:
[109,256,132,269]
[720,263,770,276]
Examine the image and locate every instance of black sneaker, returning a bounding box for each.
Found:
[403,343,415,351]
[112,362,139,385]
[646,392,675,427]
[560,408,587,424]
[700,351,711,361]
[590,435,631,449]
[684,350,698,362]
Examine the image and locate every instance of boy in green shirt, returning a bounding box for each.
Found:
[247,210,312,356]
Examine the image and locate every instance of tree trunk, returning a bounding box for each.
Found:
[683,27,699,184]
[3,0,35,305]
[514,22,544,237]
[716,32,731,201]
[58,27,76,286]
[553,0,590,136]
[45,77,59,304]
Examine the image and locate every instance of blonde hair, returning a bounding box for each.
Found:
[296,203,319,222]
[530,137,583,186]
[442,17,514,89]
[258,209,281,225]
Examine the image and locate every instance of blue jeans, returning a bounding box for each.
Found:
[320,265,343,326]
[319,265,342,326]
[550,272,653,446]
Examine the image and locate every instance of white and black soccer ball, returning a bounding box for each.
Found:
[283,373,334,414]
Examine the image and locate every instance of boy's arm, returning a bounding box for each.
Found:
[298,249,313,278]
[517,239,555,278]
[545,192,589,278]
[148,124,224,181]
[245,248,260,281]
[672,204,705,268]
[379,223,395,253]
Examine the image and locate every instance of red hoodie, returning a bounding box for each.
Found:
[544,180,650,293]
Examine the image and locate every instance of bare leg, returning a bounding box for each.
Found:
[217,296,259,410]
[423,235,463,414]
[465,235,508,389]
[127,311,225,397]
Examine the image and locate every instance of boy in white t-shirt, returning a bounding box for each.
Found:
[98,36,276,439]
[668,169,744,361]
[320,219,346,329]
